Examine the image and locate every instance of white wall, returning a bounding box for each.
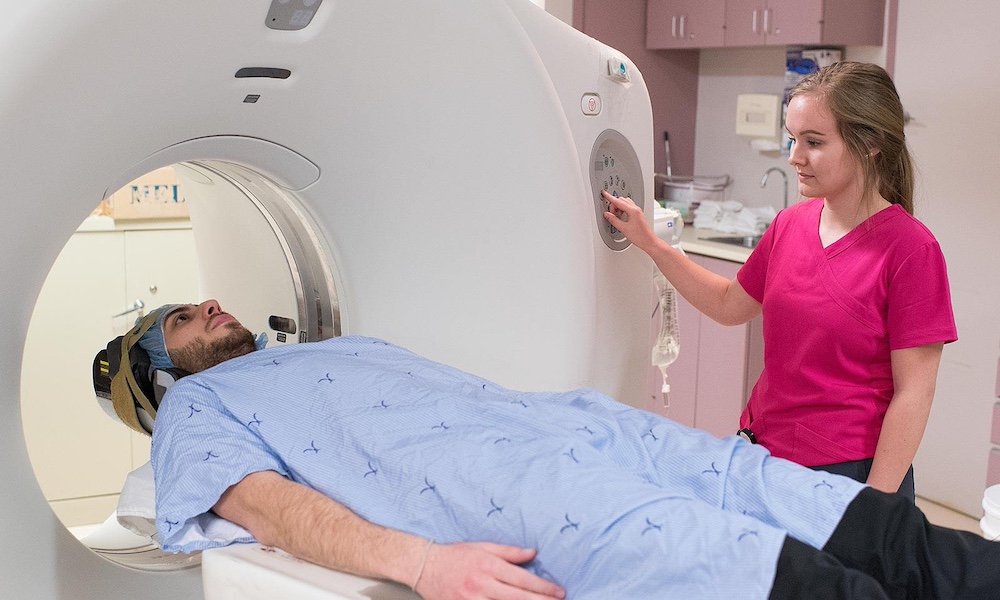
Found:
[693,47,790,209]
[692,41,888,211]
[894,0,1000,516]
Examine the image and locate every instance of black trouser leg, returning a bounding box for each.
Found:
[769,536,889,600]
[811,461,915,503]
[823,487,1000,600]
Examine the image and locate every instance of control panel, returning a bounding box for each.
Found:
[589,129,644,250]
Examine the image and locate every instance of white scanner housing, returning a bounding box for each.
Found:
[0,0,654,597]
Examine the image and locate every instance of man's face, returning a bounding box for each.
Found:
[162,300,257,373]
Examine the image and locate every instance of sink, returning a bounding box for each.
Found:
[699,235,762,249]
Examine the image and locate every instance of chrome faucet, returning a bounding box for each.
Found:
[760,167,789,210]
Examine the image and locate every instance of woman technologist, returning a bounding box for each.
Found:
[603,62,956,501]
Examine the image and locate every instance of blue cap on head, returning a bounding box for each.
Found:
[136,304,184,369]
[254,331,268,351]
[135,303,268,370]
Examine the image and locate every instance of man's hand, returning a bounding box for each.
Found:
[414,542,565,600]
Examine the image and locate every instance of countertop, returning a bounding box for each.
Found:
[678,226,755,264]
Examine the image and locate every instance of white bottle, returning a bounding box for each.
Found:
[653,205,684,247]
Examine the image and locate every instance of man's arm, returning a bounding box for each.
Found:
[213,470,566,600]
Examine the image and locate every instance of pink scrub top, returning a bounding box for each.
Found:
[737,199,957,466]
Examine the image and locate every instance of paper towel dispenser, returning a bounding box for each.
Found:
[735,93,781,138]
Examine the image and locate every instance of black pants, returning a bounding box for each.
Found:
[811,459,916,502]
[769,488,1000,599]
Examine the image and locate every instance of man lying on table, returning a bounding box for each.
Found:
[128,300,999,600]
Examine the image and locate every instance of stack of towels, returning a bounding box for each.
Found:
[693,200,776,236]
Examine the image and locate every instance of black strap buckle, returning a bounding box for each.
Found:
[737,428,757,444]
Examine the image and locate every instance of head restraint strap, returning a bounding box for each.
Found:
[110,310,164,435]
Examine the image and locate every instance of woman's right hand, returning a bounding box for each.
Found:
[601,191,659,253]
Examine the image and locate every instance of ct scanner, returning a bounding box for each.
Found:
[1,0,655,597]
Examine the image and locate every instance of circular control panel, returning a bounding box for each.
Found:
[589,129,643,250]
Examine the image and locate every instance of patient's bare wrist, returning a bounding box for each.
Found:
[411,539,434,591]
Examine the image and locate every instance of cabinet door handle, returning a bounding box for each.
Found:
[752,8,758,34]
[113,299,145,318]
[763,8,771,34]
[672,15,678,38]
[679,14,686,39]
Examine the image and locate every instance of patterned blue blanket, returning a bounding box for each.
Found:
[153,336,863,599]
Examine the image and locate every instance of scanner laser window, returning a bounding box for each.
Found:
[266,0,323,30]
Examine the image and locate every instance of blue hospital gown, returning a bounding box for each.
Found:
[152,336,864,599]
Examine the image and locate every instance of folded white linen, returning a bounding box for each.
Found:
[116,462,159,539]
[693,201,776,235]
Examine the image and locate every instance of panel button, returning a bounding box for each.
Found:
[607,57,630,82]
[581,93,602,116]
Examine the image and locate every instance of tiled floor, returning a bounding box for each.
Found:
[916,496,985,536]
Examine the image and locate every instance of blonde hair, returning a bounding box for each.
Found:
[789,61,914,215]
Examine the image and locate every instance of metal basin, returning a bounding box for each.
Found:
[700,235,763,249]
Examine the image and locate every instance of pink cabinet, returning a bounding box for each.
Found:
[646,0,885,49]
[646,0,726,49]
[724,0,885,47]
[648,254,764,439]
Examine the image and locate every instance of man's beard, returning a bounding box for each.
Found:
[170,324,258,373]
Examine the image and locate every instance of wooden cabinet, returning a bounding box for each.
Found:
[646,0,726,49]
[21,221,198,527]
[724,0,885,47]
[647,254,763,439]
[646,0,885,49]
